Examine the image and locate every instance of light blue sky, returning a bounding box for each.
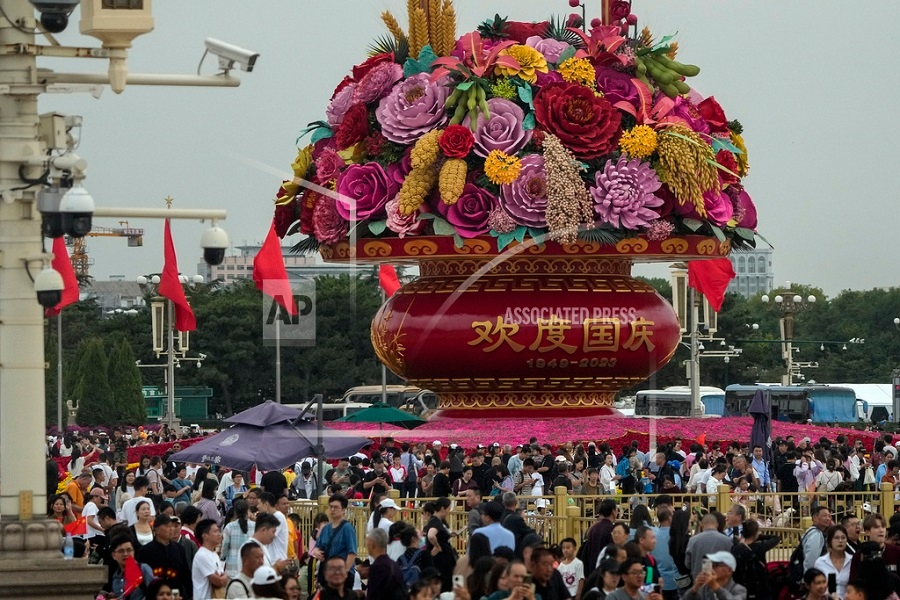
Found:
[41,1,900,297]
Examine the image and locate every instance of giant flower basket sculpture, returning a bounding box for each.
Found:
[271,0,759,418]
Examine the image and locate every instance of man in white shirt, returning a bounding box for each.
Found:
[192,518,228,600]
[121,476,157,525]
[257,492,288,562]
[705,465,727,507]
[240,513,291,573]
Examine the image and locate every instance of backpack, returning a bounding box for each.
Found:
[397,548,423,588]
[733,544,770,600]
[788,527,820,586]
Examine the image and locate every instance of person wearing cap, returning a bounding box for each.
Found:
[366,498,399,534]
[138,513,192,598]
[291,462,320,500]
[682,551,746,600]
[64,471,92,516]
[250,564,285,598]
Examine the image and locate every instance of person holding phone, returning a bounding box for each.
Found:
[682,552,746,600]
[814,525,852,599]
[605,559,664,600]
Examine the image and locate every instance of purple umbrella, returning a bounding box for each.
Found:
[749,388,772,464]
[168,420,371,471]
[225,400,304,426]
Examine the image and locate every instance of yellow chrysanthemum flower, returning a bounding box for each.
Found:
[619,125,659,159]
[495,45,549,84]
[558,57,596,88]
[484,150,522,185]
[731,131,749,176]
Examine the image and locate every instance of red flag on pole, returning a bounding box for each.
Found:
[122,555,144,595]
[687,258,736,312]
[378,265,401,297]
[158,219,196,331]
[45,236,79,318]
[63,516,86,536]
[253,223,297,315]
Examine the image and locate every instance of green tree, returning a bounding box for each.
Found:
[74,337,115,425]
[107,337,147,425]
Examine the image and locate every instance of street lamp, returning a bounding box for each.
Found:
[761,282,818,385]
[136,274,205,431]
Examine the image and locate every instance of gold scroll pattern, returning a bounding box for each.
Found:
[418,257,633,278]
[430,390,618,410]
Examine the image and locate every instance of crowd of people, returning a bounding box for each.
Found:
[43,427,900,600]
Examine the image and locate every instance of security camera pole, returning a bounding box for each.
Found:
[0,2,250,590]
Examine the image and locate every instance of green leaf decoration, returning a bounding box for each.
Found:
[522,112,536,131]
[711,136,743,155]
[517,84,533,105]
[557,45,577,65]
[311,127,333,144]
[527,228,546,243]
[404,45,437,77]
[734,227,755,242]
[432,217,456,236]
[651,33,678,51]
[368,220,387,236]
[682,218,704,232]
[754,232,774,249]
[513,226,527,243]
[453,233,465,248]
[456,80,474,91]
[496,230,517,251]
[297,120,330,144]
[416,212,437,221]
[709,224,726,242]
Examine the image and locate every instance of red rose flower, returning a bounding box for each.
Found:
[334,103,370,150]
[609,0,631,21]
[504,21,550,43]
[715,150,740,185]
[533,82,622,159]
[298,189,318,236]
[697,96,730,134]
[439,125,475,158]
[274,187,298,238]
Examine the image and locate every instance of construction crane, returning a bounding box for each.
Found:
[66,221,144,277]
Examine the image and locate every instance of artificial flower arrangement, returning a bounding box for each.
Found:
[273,0,759,252]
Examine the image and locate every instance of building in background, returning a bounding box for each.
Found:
[728,248,774,299]
[196,244,359,283]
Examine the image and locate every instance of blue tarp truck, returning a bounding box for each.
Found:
[724,385,859,423]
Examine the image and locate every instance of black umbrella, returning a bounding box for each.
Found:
[748,388,772,464]
[225,400,303,426]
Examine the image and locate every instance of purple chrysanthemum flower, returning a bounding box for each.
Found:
[589,155,664,229]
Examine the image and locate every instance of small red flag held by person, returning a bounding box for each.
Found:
[45,236,79,318]
[123,554,144,595]
[378,264,401,297]
[63,516,86,536]
[253,223,297,316]
[687,258,735,312]
[158,219,196,331]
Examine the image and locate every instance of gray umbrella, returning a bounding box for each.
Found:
[224,400,303,426]
[748,388,772,464]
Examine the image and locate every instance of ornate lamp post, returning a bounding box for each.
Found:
[760,282,817,385]
[137,274,205,431]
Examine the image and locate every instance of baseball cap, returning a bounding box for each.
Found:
[599,559,620,575]
[555,455,567,462]
[493,442,500,448]
[801,437,811,443]
[300,463,312,471]
[706,551,737,570]
[89,488,108,500]
[449,443,458,449]
[379,498,400,510]
[252,565,282,586]
[432,440,442,446]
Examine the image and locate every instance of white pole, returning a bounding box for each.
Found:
[0,0,46,519]
[275,307,281,404]
[167,300,176,431]
[57,313,63,435]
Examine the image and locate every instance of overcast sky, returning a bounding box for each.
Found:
[40,1,900,297]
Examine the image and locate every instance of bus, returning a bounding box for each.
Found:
[634,387,726,417]
[339,385,437,414]
[723,385,860,423]
[284,402,372,422]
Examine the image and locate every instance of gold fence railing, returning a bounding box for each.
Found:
[287,483,895,560]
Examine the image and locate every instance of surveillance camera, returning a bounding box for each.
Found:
[29,0,79,34]
[204,38,259,73]
[58,184,94,238]
[34,267,64,309]
[201,224,229,266]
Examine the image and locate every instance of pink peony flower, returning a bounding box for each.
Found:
[499,154,548,228]
[590,155,664,229]
[376,74,451,145]
[595,66,639,107]
[534,70,564,88]
[335,162,400,221]
[525,36,570,63]
[312,197,349,244]
[728,186,757,229]
[436,183,498,238]
[465,97,533,158]
[675,187,734,227]
[352,61,403,105]
[670,95,710,136]
[385,195,428,237]
[315,148,345,183]
[326,83,357,128]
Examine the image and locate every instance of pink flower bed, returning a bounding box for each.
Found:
[327,417,881,452]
